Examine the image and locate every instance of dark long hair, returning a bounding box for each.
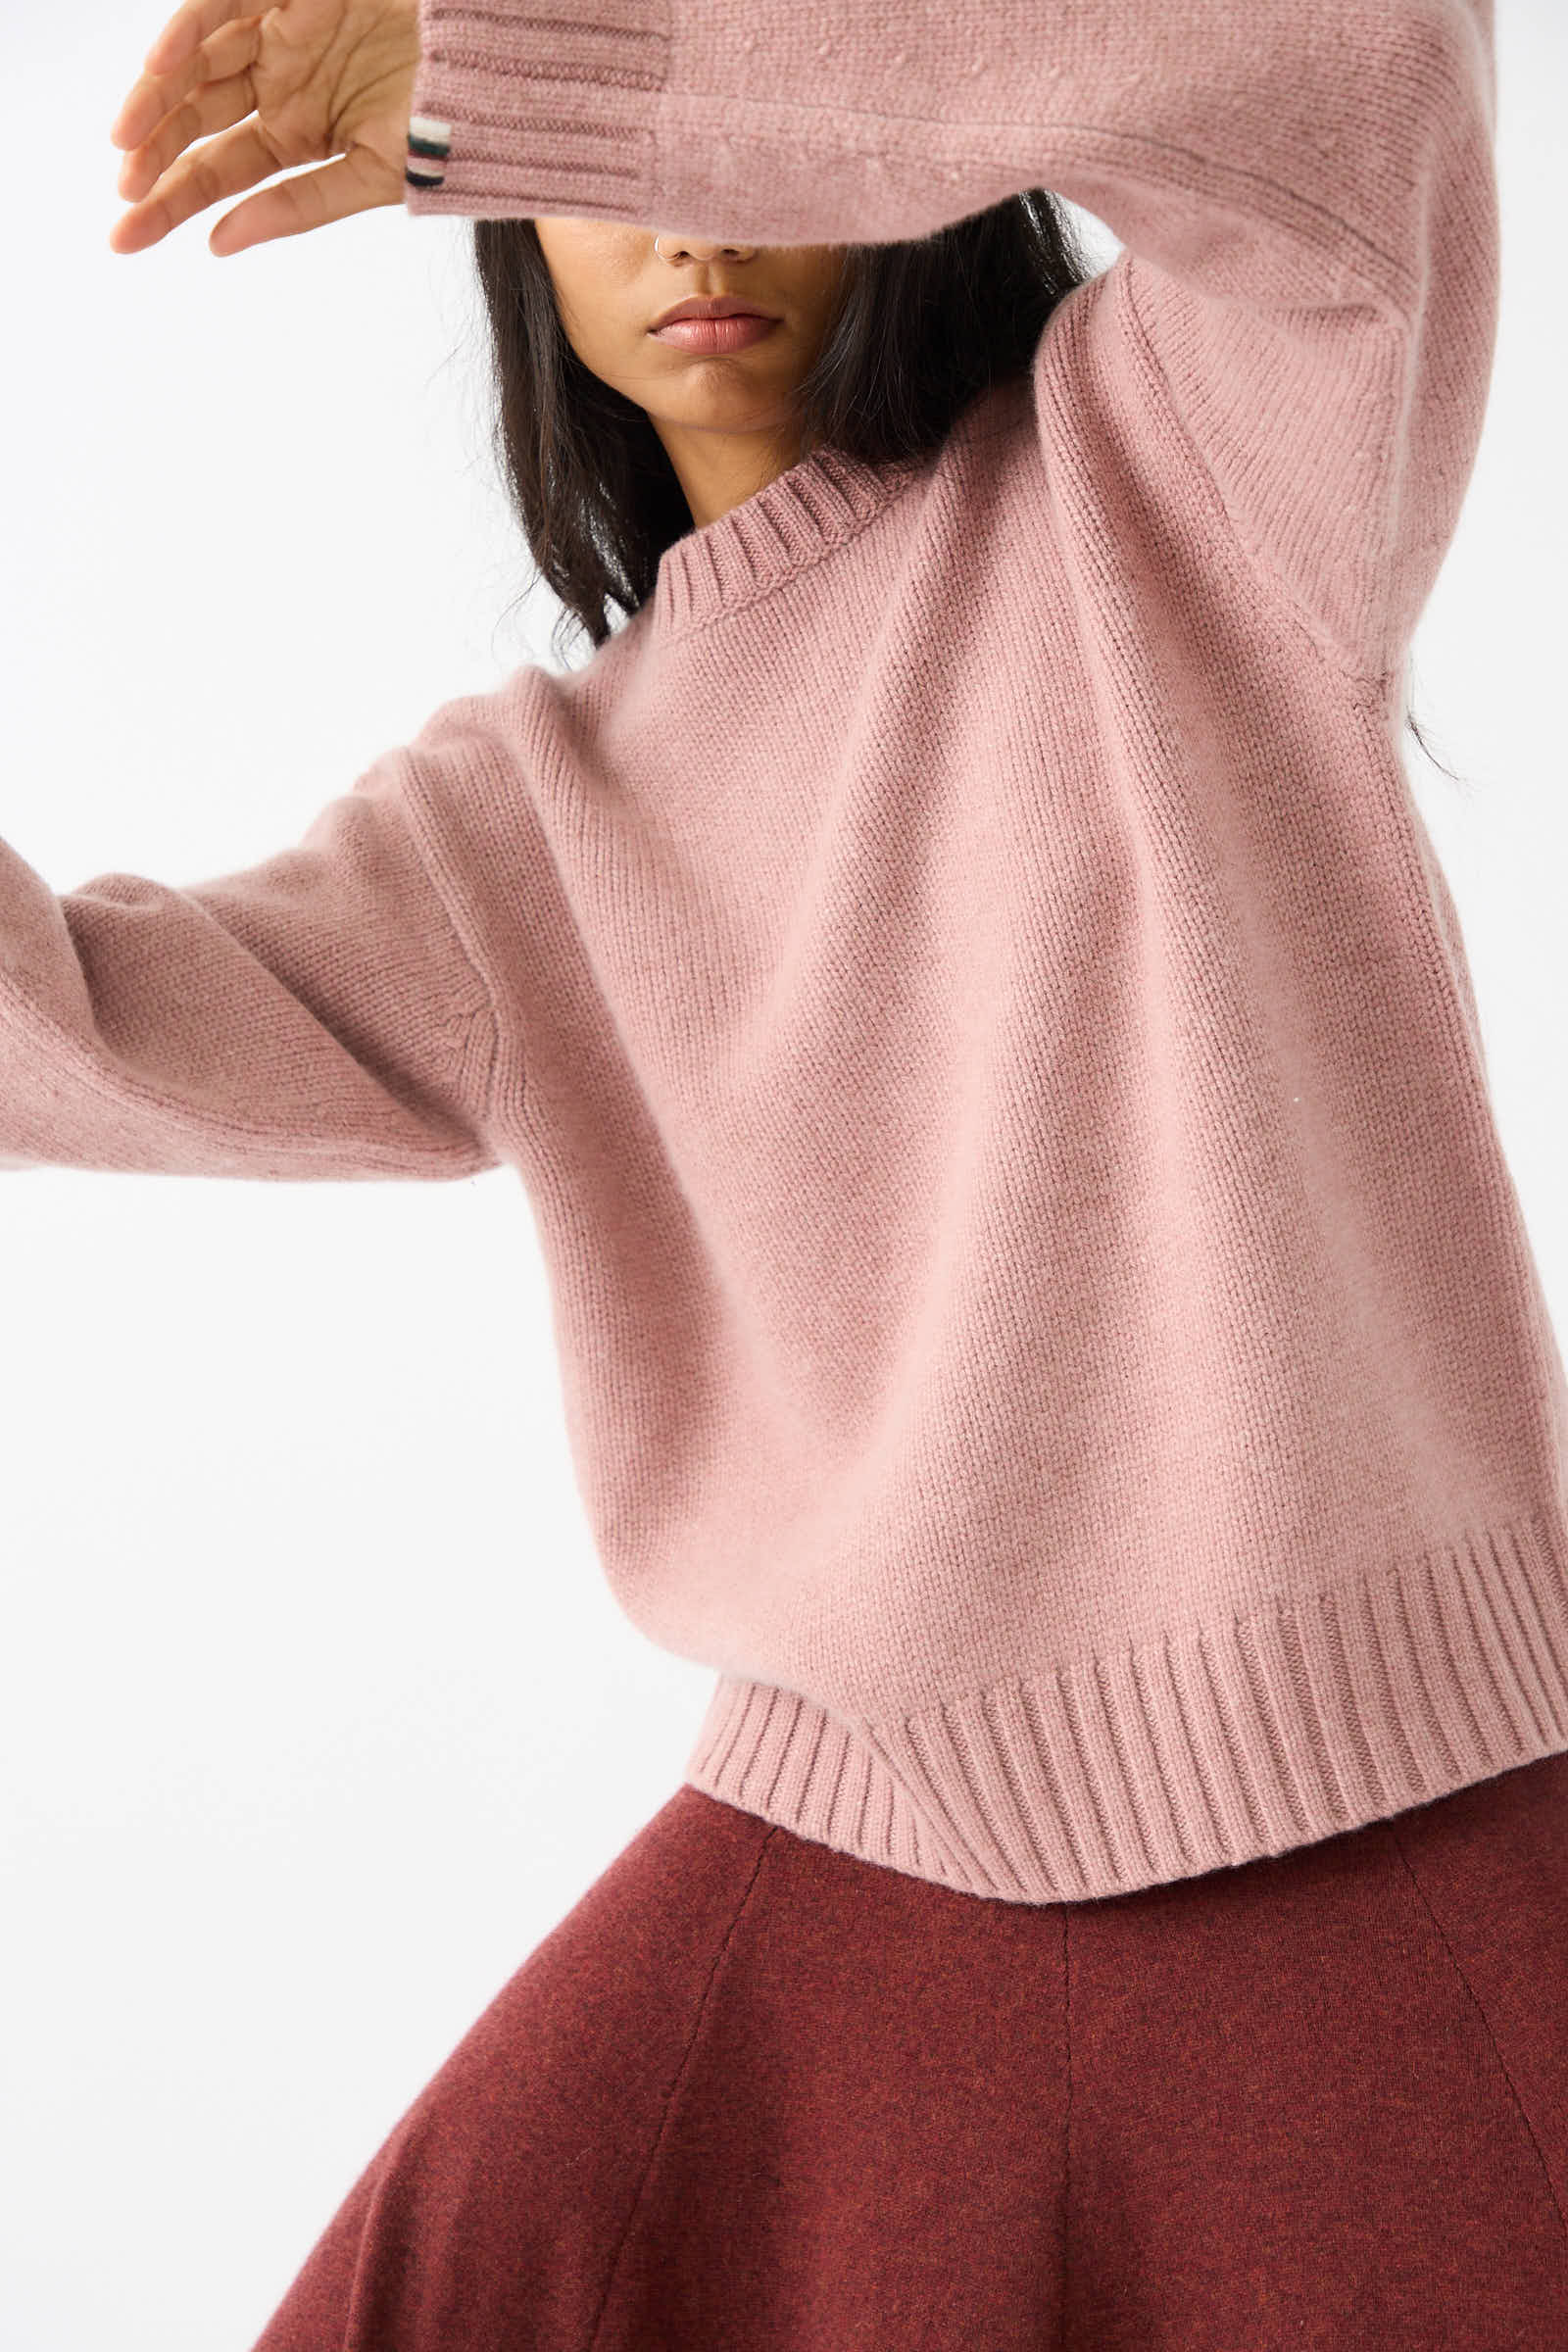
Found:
[471,196,1456,779]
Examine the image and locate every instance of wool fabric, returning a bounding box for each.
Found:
[6,0,1564,1902]
[247,1754,1568,2352]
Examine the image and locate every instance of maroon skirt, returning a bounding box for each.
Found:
[249,1748,1568,2349]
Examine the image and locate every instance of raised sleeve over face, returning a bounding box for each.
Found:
[404,0,1499,686]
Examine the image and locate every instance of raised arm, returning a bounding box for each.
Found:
[0,707,502,1180]
[105,0,1500,688]
[401,0,1499,685]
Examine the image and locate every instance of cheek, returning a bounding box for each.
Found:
[803,256,851,328]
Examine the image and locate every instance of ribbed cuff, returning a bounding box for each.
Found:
[685,1502,1568,1905]
[403,0,670,220]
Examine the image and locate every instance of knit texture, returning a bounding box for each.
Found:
[9,0,1566,1901]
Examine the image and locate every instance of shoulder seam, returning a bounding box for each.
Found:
[1117,250,1398,688]
[397,752,515,1146]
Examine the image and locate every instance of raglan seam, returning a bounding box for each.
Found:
[1118,248,1405,689]
[399,752,518,1145]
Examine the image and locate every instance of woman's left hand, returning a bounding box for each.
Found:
[109,0,421,257]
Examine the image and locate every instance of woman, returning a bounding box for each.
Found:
[61,0,1568,2338]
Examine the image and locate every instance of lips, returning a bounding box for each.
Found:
[649,295,780,331]
[650,314,780,353]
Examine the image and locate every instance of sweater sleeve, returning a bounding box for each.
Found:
[0,710,502,1181]
[403,0,1498,685]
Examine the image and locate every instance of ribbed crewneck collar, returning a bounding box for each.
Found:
[649,439,926,639]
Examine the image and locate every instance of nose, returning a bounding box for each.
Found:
[652,232,758,263]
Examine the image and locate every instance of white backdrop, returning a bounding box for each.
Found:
[2,5,1564,2347]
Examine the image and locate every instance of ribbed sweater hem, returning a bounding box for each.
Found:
[683,1501,1568,1904]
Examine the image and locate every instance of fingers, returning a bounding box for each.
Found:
[108,116,271,254]
[111,13,260,156]
[115,68,257,208]
[111,132,395,258]
[145,0,261,80]
[209,147,401,254]
[106,3,409,258]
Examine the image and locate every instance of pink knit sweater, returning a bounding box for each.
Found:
[7,0,1563,1902]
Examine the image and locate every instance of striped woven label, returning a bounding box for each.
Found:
[406,114,453,189]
